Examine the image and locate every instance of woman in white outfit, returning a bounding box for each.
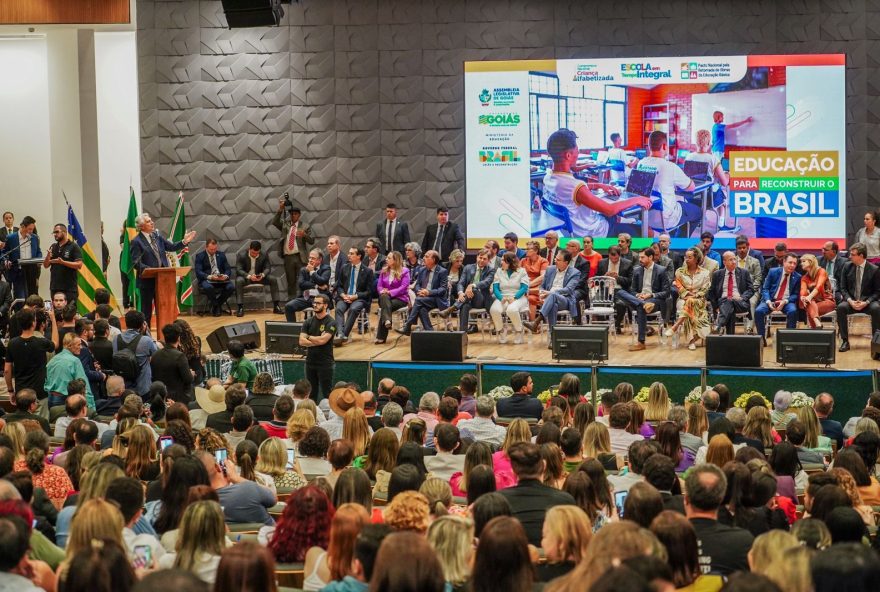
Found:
[490,252,529,344]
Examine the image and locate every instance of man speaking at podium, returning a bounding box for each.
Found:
[129,213,196,328]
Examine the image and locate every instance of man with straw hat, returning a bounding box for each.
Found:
[320,386,363,440]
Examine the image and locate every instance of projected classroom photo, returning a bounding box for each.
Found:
[464,55,845,250]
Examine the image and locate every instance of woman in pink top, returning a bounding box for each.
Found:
[375,251,410,344]
[490,418,532,490]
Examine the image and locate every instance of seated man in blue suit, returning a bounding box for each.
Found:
[617,247,671,351]
[129,213,196,328]
[523,250,581,344]
[754,252,801,346]
[402,249,448,335]
[2,215,42,299]
[438,247,496,333]
[194,239,234,317]
[284,248,331,322]
[333,246,375,346]
[500,232,526,260]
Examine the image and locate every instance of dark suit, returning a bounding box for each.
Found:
[454,263,496,331]
[150,345,194,404]
[335,263,375,339]
[234,250,280,305]
[498,479,577,546]
[327,253,346,297]
[90,337,114,373]
[537,266,581,329]
[836,260,880,341]
[284,263,331,322]
[364,254,386,298]
[271,211,315,299]
[130,231,186,327]
[194,250,234,310]
[78,342,105,400]
[539,246,560,266]
[570,256,591,318]
[709,267,755,334]
[755,267,802,338]
[245,393,277,422]
[0,279,12,333]
[496,392,543,420]
[2,231,42,298]
[376,219,410,255]
[421,223,464,263]
[405,265,449,331]
[819,417,844,450]
[619,263,671,343]
[597,257,634,330]
[818,255,845,302]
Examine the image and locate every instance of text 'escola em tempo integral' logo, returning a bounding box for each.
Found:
[620,62,672,81]
[730,151,840,217]
[478,113,521,127]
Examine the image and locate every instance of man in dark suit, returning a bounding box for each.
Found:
[814,393,845,450]
[325,236,345,298]
[0,211,16,246]
[564,241,591,318]
[194,239,234,317]
[333,247,375,346]
[524,251,581,337]
[539,230,559,265]
[439,248,496,332]
[0,277,12,335]
[837,242,880,352]
[2,215,42,299]
[271,195,315,300]
[363,238,386,299]
[762,242,788,279]
[402,250,448,334]
[498,442,576,546]
[499,232,526,259]
[129,213,196,328]
[708,251,755,335]
[234,240,282,317]
[284,248,331,322]
[597,246,634,333]
[618,247,671,351]
[496,372,542,419]
[150,322,195,404]
[421,207,464,264]
[819,240,845,302]
[754,252,801,346]
[376,203,410,255]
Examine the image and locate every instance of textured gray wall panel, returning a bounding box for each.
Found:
[139,0,875,295]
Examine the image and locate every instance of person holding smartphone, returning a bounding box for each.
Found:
[198,449,276,525]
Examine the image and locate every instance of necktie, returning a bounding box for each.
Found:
[856,265,863,301]
[349,266,357,295]
[727,271,734,299]
[148,234,162,266]
[474,267,481,283]
[737,258,745,268]
[210,254,219,275]
[775,273,788,301]
[434,225,444,258]
[827,259,834,276]
[386,221,393,254]
[287,223,298,253]
[425,270,433,289]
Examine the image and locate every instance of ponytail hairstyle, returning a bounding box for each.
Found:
[24,430,51,475]
[235,440,258,483]
[419,478,452,519]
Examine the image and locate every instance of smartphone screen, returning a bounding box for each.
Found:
[43,300,52,310]
[215,448,228,472]
[159,436,174,451]
[286,448,295,470]
[132,545,152,569]
[615,490,628,518]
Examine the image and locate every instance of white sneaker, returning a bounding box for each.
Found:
[514,331,524,344]
[499,326,508,344]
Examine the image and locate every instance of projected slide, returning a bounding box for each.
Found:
[464,55,845,249]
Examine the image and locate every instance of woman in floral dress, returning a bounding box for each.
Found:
[665,247,711,349]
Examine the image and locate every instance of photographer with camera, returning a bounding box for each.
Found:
[271,191,314,300]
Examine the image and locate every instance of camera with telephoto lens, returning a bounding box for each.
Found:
[283,191,294,214]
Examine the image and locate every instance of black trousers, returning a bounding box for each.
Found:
[376,294,407,340]
[305,362,334,401]
[138,278,156,329]
[715,298,750,334]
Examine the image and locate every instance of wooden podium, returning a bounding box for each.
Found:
[141,266,190,331]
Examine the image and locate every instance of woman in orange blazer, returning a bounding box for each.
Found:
[799,254,835,328]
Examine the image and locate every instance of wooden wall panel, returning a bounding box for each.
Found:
[0,0,130,25]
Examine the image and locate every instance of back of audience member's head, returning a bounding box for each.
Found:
[332,467,372,511]
[433,422,460,453]
[608,403,631,429]
[381,402,403,428]
[623,482,663,528]
[368,531,446,592]
[642,454,678,493]
[466,464,496,506]
[395,441,428,477]
[649,510,700,588]
[471,492,512,538]
[835,449,871,486]
[810,484,852,523]
[132,569,209,592]
[298,426,331,458]
[475,395,495,418]
[811,543,880,592]
[684,464,726,512]
[706,435,735,468]
[748,530,799,575]
[383,491,430,534]
[628,439,660,475]
[825,506,867,544]
[559,428,582,458]
[269,485,334,563]
[104,476,145,525]
[438,396,459,423]
[62,537,137,592]
[507,441,543,480]
[328,439,355,471]
[535,421,561,446]
[355,524,393,583]
[388,464,424,501]
[213,542,277,592]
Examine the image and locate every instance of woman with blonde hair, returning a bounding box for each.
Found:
[687,403,709,440]
[743,406,778,449]
[666,247,711,349]
[375,250,410,344]
[522,240,549,320]
[829,467,875,526]
[256,436,307,491]
[644,381,671,422]
[194,427,227,453]
[2,421,26,459]
[427,515,474,592]
[492,418,531,488]
[626,400,653,438]
[383,490,430,534]
[420,477,454,519]
[286,408,316,450]
[446,249,465,304]
[303,503,370,591]
[614,382,634,404]
[62,499,126,577]
[582,422,619,470]
[157,500,227,584]
[795,406,831,452]
[108,417,138,458]
[342,407,371,458]
[55,462,126,547]
[490,252,529,344]
[123,424,160,481]
[401,417,427,446]
[572,402,595,435]
[705,434,735,468]
[686,128,733,230]
[748,530,799,574]
[539,505,592,581]
[763,546,815,592]
[799,253,834,328]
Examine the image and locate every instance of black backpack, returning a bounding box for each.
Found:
[112,334,143,381]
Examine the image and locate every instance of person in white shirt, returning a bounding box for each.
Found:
[636,130,699,233]
[490,252,530,344]
[606,132,638,184]
[457,395,507,448]
[105,476,166,568]
[607,402,644,455]
[686,128,735,231]
[54,394,110,439]
[608,439,658,494]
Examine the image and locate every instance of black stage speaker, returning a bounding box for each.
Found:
[265,321,306,356]
[206,321,261,353]
[776,329,836,366]
[220,0,284,28]
[551,326,608,361]
[706,335,763,367]
[411,331,467,362]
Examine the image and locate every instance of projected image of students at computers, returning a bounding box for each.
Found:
[685,129,735,232]
[636,131,701,236]
[542,129,652,239]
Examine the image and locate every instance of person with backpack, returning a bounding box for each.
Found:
[112,310,158,397]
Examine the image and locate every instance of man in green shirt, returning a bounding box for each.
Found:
[224,339,257,391]
[44,332,93,409]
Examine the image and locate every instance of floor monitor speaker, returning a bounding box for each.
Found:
[265,321,306,356]
[206,320,261,353]
[705,335,763,367]
[411,331,467,362]
[776,329,836,366]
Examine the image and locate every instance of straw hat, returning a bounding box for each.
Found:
[195,384,227,414]
[328,387,363,417]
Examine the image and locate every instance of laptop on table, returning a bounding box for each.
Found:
[682,160,711,182]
